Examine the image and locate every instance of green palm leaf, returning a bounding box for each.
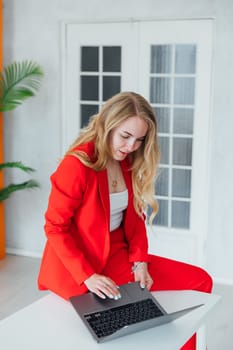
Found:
[0,60,44,112]
[0,161,36,172]
[0,180,39,202]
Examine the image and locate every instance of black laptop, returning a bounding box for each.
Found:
[69,282,203,343]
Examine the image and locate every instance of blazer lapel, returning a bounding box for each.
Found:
[97,168,110,223]
[96,168,110,261]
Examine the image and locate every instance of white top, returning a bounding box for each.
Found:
[110,190,128,231]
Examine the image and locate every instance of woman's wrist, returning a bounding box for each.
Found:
[131,261,147,273]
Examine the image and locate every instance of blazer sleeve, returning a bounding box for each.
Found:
[44,155,95,285]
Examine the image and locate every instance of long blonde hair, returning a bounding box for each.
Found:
[67,91,160,223]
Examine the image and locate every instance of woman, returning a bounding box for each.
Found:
[38,91,212,350]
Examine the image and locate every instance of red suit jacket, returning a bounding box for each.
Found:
[38,142,150,299]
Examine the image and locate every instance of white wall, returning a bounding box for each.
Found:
[3,0,233,283]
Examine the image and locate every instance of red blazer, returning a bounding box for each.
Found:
[38,142,150,299]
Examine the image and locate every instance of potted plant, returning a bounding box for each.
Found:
[0,60,43,201]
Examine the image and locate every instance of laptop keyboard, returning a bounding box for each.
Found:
[84,298,164,338]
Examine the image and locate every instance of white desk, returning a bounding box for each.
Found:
[0,290,220,350]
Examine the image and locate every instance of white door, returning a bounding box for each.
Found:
[138,20,213,265]
[62,19,213,266]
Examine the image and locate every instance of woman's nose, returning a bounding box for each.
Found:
[126,139,136,151]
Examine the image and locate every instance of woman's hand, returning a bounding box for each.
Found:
[84,273,121,300]
[133,262,153,290]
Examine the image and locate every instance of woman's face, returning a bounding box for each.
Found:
[110,116,148,161]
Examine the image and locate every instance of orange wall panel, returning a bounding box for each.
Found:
[0,0,6,259]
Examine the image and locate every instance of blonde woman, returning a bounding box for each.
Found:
[38,92,212,350]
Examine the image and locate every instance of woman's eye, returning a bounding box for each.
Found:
[121,134,129,139]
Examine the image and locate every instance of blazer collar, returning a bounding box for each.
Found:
[97,168,110,229]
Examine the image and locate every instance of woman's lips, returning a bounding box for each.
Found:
[119,151,128,157]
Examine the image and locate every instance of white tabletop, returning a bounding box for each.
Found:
[0,290,220,350]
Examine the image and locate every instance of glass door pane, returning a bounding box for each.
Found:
[80,46,122,127]
[149,43,196,229]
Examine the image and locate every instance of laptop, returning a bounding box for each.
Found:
[69,282,203,343]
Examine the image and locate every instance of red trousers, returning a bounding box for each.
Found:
[103,228,213,350]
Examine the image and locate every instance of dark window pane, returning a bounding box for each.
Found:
[151,45,172,73]
[173,138,192,166]
[150,77,171,104]
[80,104,99,128]
[175,44,196,74]
[174,78,195,105]
[173,108,194,134]
[158,136,169,164]
[172,169,191,198]
[81,76,99,101]
[156,168,169,196]
[154,107,170,133]
[103,47,121,72]
[103,76,121,101]
[172,200,190,228]
[81,47,99,72]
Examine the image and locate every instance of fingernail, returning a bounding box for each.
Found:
[141,284,145,289]
[109,294,114,299]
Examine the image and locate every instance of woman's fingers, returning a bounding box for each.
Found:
[100,280,121,299]
[138,277,153,290]
[133,263,154,290]
[84,274,121,299]
[145,277,154,290]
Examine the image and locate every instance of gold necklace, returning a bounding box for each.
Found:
[111,179,118,189]
[107,161,120,191]
[108,170,118,189]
